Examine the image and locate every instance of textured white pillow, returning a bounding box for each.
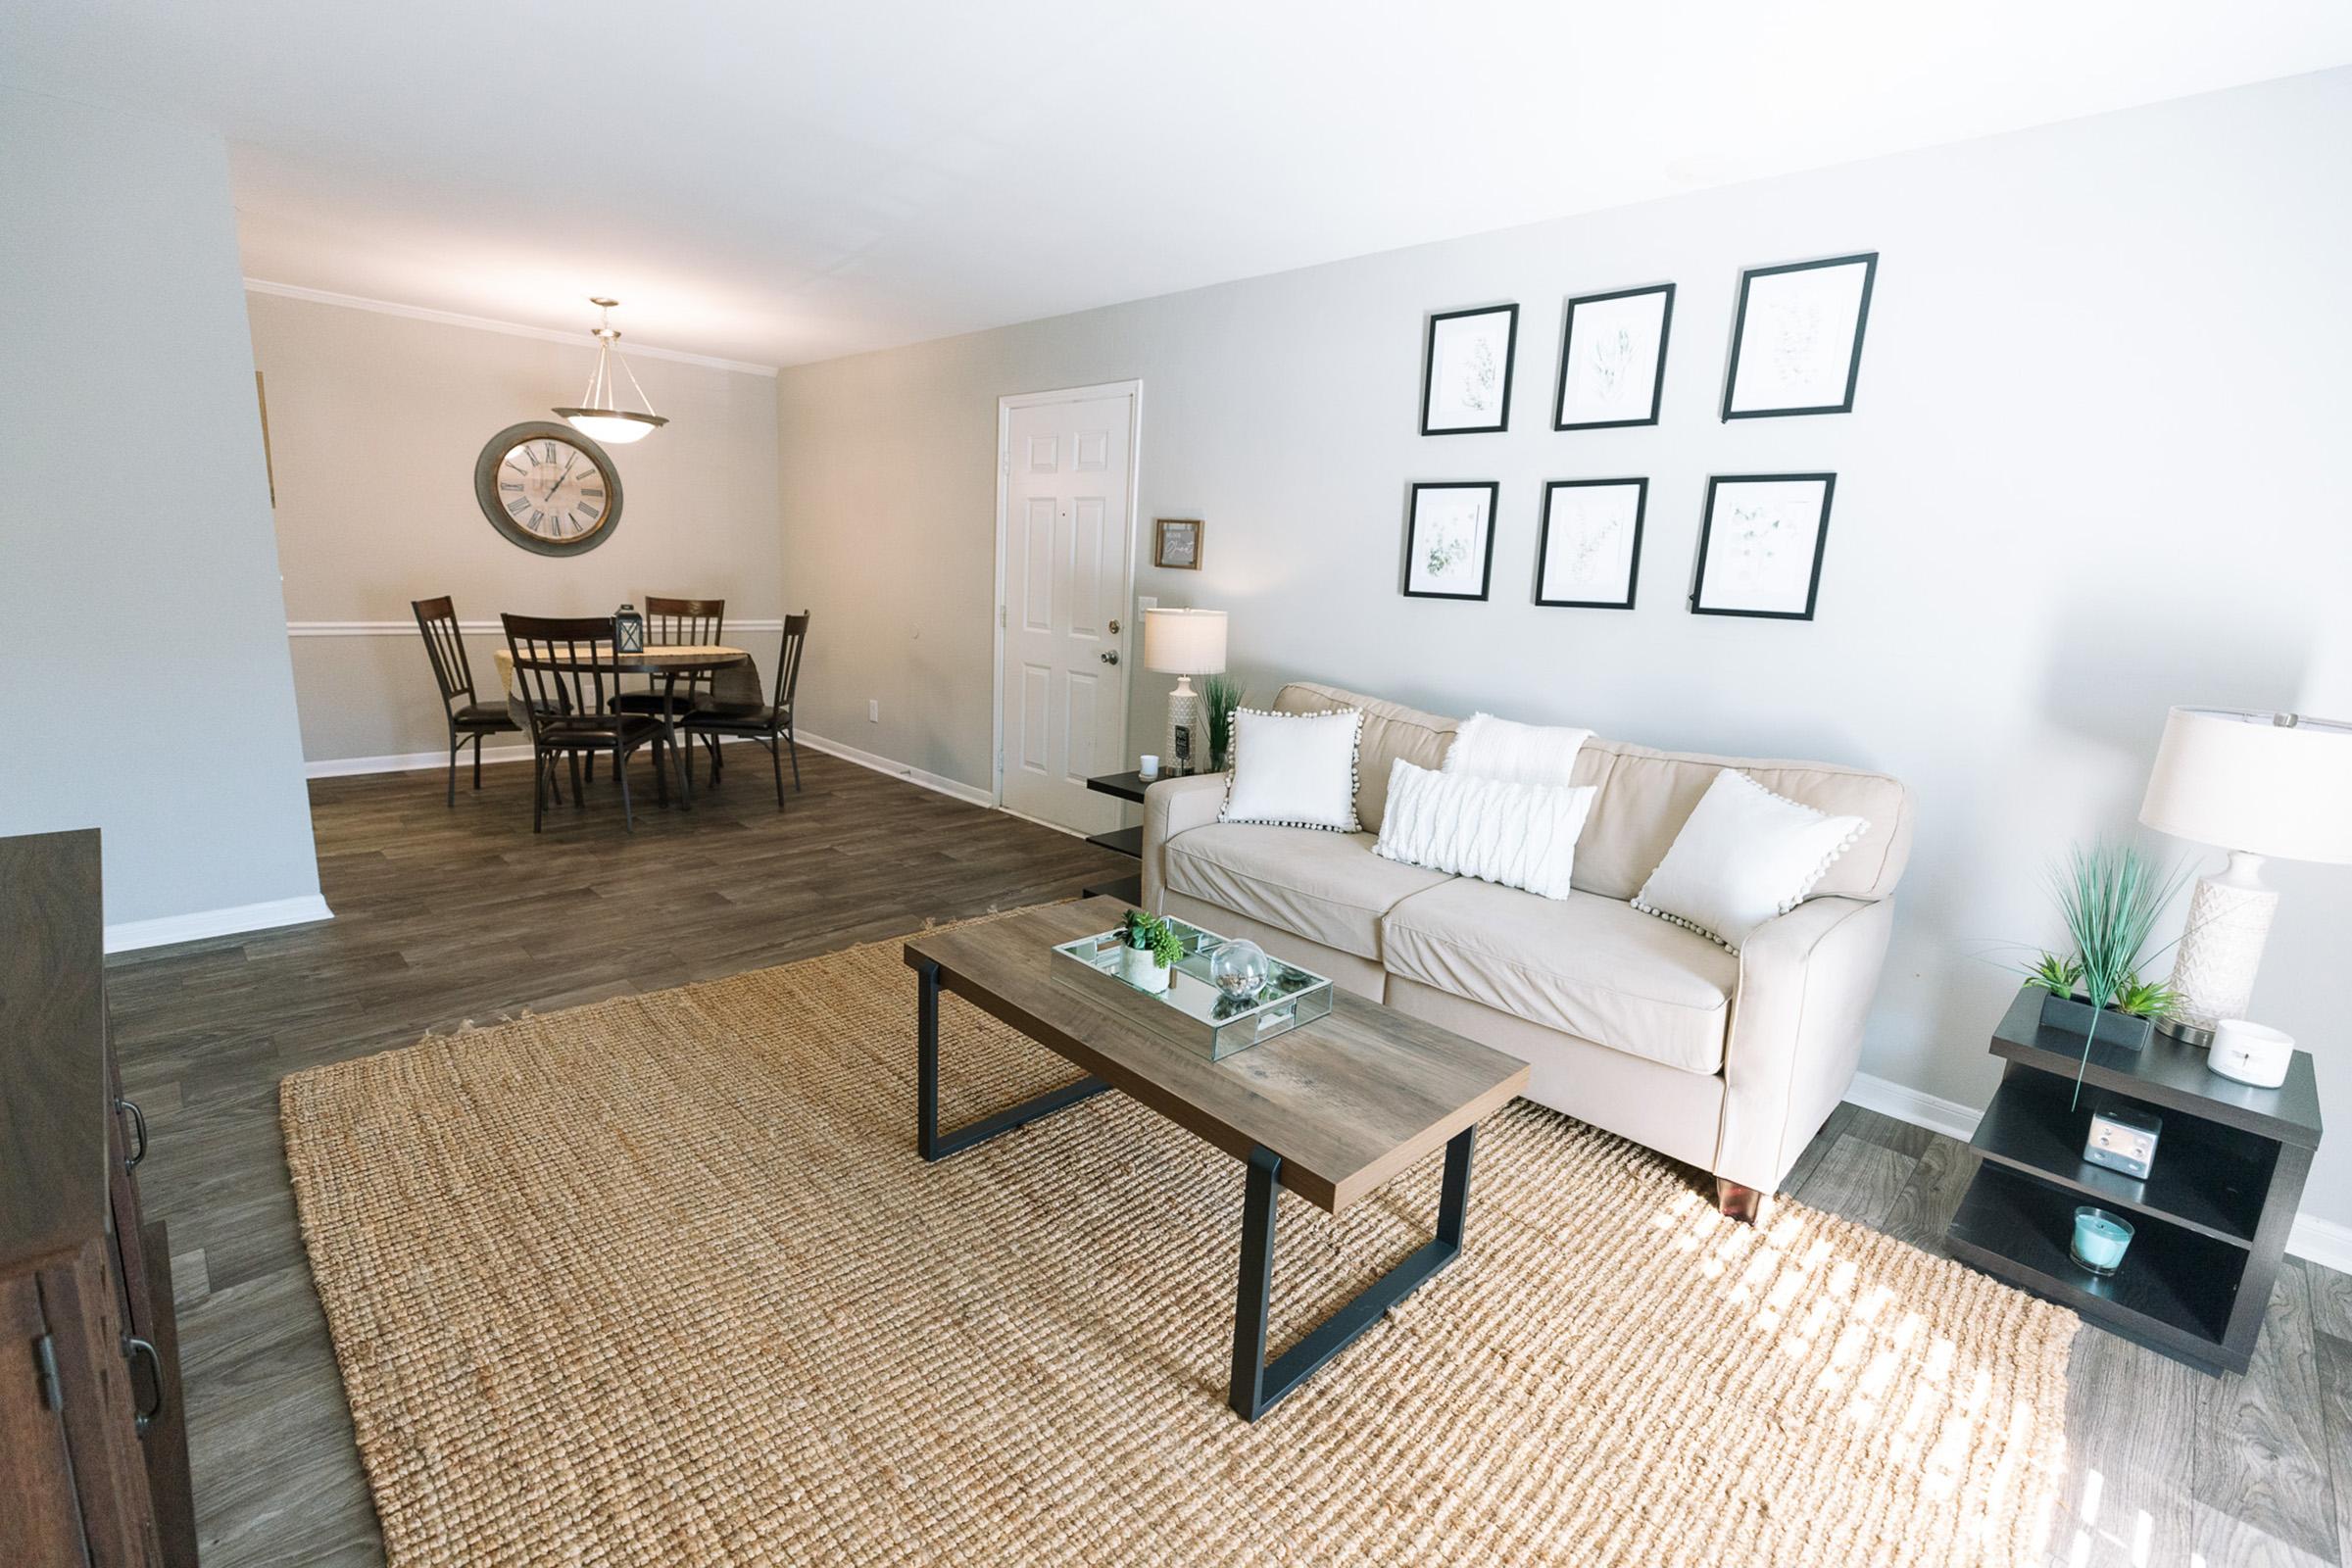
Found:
[1443,711,1592,787]
[1634,769,1868,951]
[1376,760,1594,899]
[1219,707,1364,832]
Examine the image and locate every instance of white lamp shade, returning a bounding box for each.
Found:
[2138,707,2352,863]
[1142,608,1227,675]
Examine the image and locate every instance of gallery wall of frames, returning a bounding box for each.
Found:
[1405,252,1877,623]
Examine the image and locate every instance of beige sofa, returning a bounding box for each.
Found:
[1142,682,1915,1212]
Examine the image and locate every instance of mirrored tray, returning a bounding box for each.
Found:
[1050,916,1333,1060]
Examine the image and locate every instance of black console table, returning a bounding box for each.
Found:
[1946,988,2322,1376]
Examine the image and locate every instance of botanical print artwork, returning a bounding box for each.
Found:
[1555,285,1674,429]
[1692,475,1835,619]
[1724,255,1876,418]
[1538,479,1645,609]
[1403,482,1497,599]
[1421,306,1518,434]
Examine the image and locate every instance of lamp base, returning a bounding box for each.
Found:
[1167,678,1205,775]
[2162,851,2277,1045]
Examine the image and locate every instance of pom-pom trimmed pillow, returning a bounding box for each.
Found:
[1218,707,1364,832]
[1442,711,1592,788]
[1376,759,1595,900]
[1633,769,1869,951]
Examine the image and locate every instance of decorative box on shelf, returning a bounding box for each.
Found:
[1945,986,2322,1377]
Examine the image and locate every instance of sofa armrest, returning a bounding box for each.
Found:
[1141,774,1226,911]
[1713,895,1896,1194]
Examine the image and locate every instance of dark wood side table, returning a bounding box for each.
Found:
[1945,987,2322,1376]
[1080,770,1159,904]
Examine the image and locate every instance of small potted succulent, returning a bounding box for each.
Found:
[1118,908,1184,993]
[2015,841,2188,1102]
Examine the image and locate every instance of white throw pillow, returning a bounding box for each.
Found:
[1443,711,1592,788]
[1633,769,1869,951]
[1219,707,1364,832]
[1376,760,1594,900]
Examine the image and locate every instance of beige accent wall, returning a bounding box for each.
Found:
[0,85,322,933]
[774,70,2352,1229]
[249,291,783,763]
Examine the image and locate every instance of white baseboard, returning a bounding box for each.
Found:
[795,731,995,808]
[1843,1071,2351,1273]
[2287,1214,2352,1277]
[305,735,766,780]
[104,894,334,955]
[307,743,538,778]
[1844,1071,1982,1142]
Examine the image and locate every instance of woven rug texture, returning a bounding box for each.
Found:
[281,914,2076,1566]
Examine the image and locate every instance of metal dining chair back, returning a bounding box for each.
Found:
[413,595,518,805]
[680,612,809,808]
[772,612,809,722]
[499,612,670,832]
[413,595,478,710]
[615,595,726,711]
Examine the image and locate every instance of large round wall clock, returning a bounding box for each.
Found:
[473,421,623,556]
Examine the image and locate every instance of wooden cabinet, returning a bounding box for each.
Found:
[1,830,197,1566]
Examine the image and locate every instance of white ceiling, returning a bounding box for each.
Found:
[8,2,2351,368]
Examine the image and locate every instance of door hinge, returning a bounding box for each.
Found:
[999,604,1007,628]
[34,1333,62,1410]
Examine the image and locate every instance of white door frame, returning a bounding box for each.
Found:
[991,378,1145,811]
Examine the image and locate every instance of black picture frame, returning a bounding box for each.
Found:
[1535,478,1647,610]
[1720,253,1878,420]
[1553,283,1675,430]
[1419,304,1518,436]
[1400,481,1499,601]
[1689,473,1836,621]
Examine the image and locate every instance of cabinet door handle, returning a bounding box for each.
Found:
[123,1337,164,1436]
[116,1097,148,1171]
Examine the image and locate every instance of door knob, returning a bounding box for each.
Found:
[1100,650,1119,664]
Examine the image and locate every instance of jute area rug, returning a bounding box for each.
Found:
[282,912,2076,1567]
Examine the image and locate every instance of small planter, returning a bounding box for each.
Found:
[2037,989,2155,1052]
[1118,944,1172,994]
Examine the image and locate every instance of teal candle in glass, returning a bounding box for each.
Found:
[2070,1206,2133,1276]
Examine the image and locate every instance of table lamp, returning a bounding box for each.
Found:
[1142,608,1227,773]
[2137,707,2352,1042]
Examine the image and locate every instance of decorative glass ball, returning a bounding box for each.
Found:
[1209,939,1270,1001]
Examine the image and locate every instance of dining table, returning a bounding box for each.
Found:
[492,642,756,809]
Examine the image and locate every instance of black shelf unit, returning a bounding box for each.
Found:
[1945,989,2322,1376]
[1079,772,1155,905]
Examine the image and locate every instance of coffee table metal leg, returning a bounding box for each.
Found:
[914,957,1110,1161]
[1227,1123,1476,1421]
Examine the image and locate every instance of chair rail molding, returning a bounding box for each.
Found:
[288,619,789,638]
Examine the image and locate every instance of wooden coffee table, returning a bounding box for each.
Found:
[903,897,1530,1420]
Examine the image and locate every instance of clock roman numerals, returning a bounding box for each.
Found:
[480,426,616,552]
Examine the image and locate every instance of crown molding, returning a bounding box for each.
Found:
[242,279,779,377]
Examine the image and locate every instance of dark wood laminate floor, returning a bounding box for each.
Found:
[107,755,2349,1567]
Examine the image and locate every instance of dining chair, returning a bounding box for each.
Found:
[684,612,808,808]
[412,596,521,807]
[596,595,724,781]
[501,613,671,832]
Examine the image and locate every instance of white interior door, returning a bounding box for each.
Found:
[999,388,1135,834]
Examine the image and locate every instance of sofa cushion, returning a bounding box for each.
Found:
[1271,682,1459,833]
[1162,823,1452,961]
[1569,739,1913,904]
[1380,879,1740,1074]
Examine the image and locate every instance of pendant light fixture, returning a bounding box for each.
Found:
[553,296,668,445]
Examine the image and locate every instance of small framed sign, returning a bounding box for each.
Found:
[1690,474,1836,620]
[1401,481,1498,601]
[1154,517,1202,570]
[1536,478,1646,610]
[1420,304,1518,435]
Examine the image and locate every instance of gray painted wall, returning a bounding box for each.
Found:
[249,291,783,763]
[0,85,322,929]
[776,71,2352,1228]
